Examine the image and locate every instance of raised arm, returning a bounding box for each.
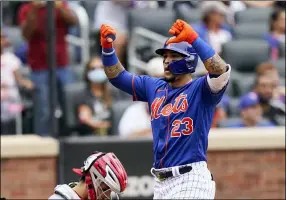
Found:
[166,19,230,92]
[99,24,150,101]
[18,2,40,41]
[100,24,126,79]
[103,62,125,79]
[166,19,228,75]
[203,53,227,75]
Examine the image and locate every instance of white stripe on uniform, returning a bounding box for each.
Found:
[151,161,216,199]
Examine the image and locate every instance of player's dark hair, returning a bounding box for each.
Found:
[79,175,85,183]
[269,8,284,32]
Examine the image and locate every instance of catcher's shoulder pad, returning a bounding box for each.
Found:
[53,184,80,199]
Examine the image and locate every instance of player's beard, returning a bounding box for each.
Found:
[164,75,176,82]
[163,70,176,82]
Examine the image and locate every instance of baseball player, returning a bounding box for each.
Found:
[48,151,127,200]
[100,19,231,199]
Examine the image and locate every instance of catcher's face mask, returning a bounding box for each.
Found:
[95,181,119,200]
[72,152,127,200]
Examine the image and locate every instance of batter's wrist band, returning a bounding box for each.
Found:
[102,48,119,66]
[192,37,216,62]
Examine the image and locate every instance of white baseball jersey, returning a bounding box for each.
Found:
[48,184,81,200]
[151,161,215,199]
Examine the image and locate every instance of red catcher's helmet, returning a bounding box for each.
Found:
[72,152,128,200]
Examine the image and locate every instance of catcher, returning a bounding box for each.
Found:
[48,151,128,200]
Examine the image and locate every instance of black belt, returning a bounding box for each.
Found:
[152,166,192,181]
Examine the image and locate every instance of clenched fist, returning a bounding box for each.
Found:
[166,19,198,45]
[100,24,116,49]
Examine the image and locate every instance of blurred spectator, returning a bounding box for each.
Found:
[66,1,82,63]
[118,57,164,137]
[256,62,285,103]
[253,74,285,126]
[264,9,285,61]
[193,1,232,55]
[144,57,164,78]
[94,1,131,64]
[192,1,232,77]
[1,31,34,135]
[77,57,112,136]
[223,1,246,13]
[118,102,151,138]
[242,1,275,8]
[222,1,282,26]
[227,0,275,12]
[14,42,28,65]
[173,1,199,9]
[256,62,280,77]
[18,1,78,136]
[159,1,199,9]
[221,1,246,26]
[227,92,275,128]
[94,1,157,64]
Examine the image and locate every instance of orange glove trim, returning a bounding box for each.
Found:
[100,24,116,49]
[166,19,198,45]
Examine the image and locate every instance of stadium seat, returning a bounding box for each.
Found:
[279,42,285,58]
[231,71,256,97]
[280,77,285,86]
[175,8,202,25]
[128,8,176,36]
[217,117,241,128]
[127,25,166,73]
[233,23,268,40]
[4,26,25,51]
[227,98,240,117]
[235,8,273,24]
[110,100,133,135]
[18,66,31,79]
[17,66,33,101]
[80,1,98,22]
[108,83,131,101]
[68,44,78,65]
[218,117,273,128]
[222,40,269,72]
[272,58,286,78]
[71,64,85,82]
[62,82,86,133]
[227,76,241,98]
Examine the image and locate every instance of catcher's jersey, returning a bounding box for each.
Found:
[111,72,227,169]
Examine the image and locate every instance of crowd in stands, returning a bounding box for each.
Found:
[1,0,285,137]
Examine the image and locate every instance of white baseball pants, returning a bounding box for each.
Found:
[151,161,215,199]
